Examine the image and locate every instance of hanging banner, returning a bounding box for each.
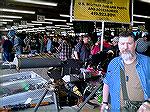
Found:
[73,0,130,23]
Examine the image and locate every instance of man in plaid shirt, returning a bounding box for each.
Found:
[58,37,72,61]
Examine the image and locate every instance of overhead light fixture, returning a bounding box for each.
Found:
[0,15,22,19]
[25,28,34,31]
[27,25,34,28]
[37,29,45,32]
[0,19,13,22]
[4,28,12,31]
[39,27,46,29]
[68,30,74,33]
[0,22,7,24]
[140,0,150,3]
[132,27,138,30]
[17,29,25,32]
[60,27,71,30]
[27,23,42,26]
[66,23,73,25]
[60,14,75,18]
[60,14,70,18]
[19,25,27,28]
[55,25,69,27]
[133,14,150,18]
[31,21,53,24]
[46,26,60,29]
[45,18,67,22]
[0,8,35,14]
[33,28,39,30]
[133,21,145,24]
[14,0,57,6]
[28,30,36,33]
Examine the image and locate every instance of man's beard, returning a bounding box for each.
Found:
[120,50,134,61]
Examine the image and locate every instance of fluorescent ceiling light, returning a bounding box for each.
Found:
[0,8,35,14]
[25,29,34,31]
[55,25,69,27]
[46,26,60,29]
[27,23,42,26]
[14,0,57,6]
[33,28,39,30]
[60,14,75,18]
[46,26,52,28]
[60,14,70,17]
[60,27,71,30]
[39,27,46,29]
[132,27,138,30]
[0,22,7,24]
[27,25,34,28]
[51,26,60,29]
[140,0,150,3]
[133,21,145,24]
[133,14,150,18]
[68,30,74,33]
[0,15,22,19]
[133,27,138,29]
[66,23,73,25]
[16,29,27,32]
[45,18,66,22]
[4,28,12,31]
[0,19,13,22]
[19,25,27,28]
[31,21,52,24]
[37,29,45,32]
[18,26,23,29]
[28,30,37,33]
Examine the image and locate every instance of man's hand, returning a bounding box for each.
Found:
[138,102,150,112]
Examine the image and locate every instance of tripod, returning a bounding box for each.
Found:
[34,66,67,112]
[76,82,102,112]
[34,80,60,112]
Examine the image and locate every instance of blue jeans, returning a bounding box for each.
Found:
[2,52,11,61]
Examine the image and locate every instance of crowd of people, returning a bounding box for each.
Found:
[1,29,150,111]
[1,29,150,69]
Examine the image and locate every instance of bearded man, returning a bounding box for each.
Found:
[100,31,150,112]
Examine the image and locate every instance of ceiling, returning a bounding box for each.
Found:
[0,0,150,31]
[0,0,71,27]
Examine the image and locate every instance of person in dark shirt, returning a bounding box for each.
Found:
[2,36,13,62]
[74,35,91,63]
[29,36,38,54]
[110,36,120,57]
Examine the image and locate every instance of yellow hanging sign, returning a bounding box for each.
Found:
[73,0,130,23]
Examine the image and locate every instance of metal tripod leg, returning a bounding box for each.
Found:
[34,88,59,112]
[52,88,59,112]
[77,84,102,112]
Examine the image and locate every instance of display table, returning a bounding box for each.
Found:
[0,71,57,111]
